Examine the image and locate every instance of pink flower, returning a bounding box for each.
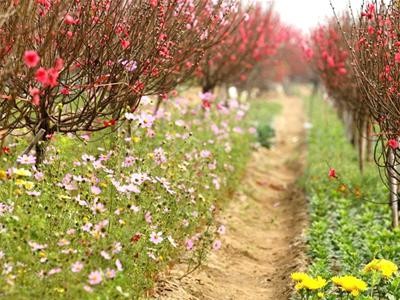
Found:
[217,225,226,235]
[48,267,62,276]
[88,270,103,285]
[17,154,36,165]
[91,186,102,195]
[64,14,76,25]
[24,50,40,68]
[105,268,116,279]
[388,139,399,150]
[71,261,84,273]
[185,238,194,250]
[29,87,41,106]
[100,250,111,260]
[115,259,123,271]
[213,240,222,250]
[149,231,163,244]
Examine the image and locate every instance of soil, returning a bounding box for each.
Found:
[153,94,308,300]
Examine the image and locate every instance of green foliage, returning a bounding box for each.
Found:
[296,94,400,299]
[257,123,275,148]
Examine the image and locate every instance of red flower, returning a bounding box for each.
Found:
[23,50,40,68]
[202,100,211,110]
[46,68,60,87]
[149,0,157,7]
[35,67,48,85]
[120,39,130,49]
[103,119,117,127]
[328,168,337,179]
[395,52,400,64]
[1,147,10,155]
[388,139,399,150]
[131,232,142,243]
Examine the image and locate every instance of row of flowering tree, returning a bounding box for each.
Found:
[0,0,288,163]
[308,16,372,174]
[0,0,240,162]
[312,1,400,227]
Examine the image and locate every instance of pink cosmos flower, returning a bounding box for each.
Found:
[122,156,136,167]
[105,268,116,279]
[154,147,167,165]
[213,240,222,251]
[24,50,40,68]
[100,251,111,260]
[71,261,84,273]
[185,239,194,250]
[83,285,93,293]
[200,150,211,158]
[149,231,163,244]
[115,259,123,272]
[17,154,36,165]
[48,268,62,276]
[217,225,226,235]
[90,186,102,195]
[145,211,152,224]
[88,270,103,285]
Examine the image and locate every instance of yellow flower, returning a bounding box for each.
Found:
[15,179,26,186]
[23,181,34,190]
[132,136,141,143]
[13,168,31,177]
[302,276,327,290]
[332,275,367,296]
[0,170,7,180]
[363,259,398,278]
[291,272,327,291]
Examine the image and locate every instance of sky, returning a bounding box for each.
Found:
[267,0,365,32]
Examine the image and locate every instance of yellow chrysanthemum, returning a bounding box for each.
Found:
[291,272,327,291]
[363,259,398,278]
[302,276,327,290]
[332,275,367,296]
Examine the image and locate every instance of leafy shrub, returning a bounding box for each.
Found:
[257,123,275,148]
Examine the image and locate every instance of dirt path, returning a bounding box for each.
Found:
[154,94,308,300]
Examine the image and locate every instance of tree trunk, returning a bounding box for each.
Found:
[153,95,163,116]
[387,147,399,228]
[358,117,366,174]
[366,121,373,162]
